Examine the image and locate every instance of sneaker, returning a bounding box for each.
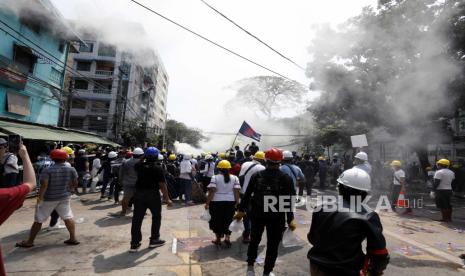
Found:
[47,224,64,231]
[263,273,275,276]
[129,243,141,253]
[246,267,255,276]
[149,239,166,248]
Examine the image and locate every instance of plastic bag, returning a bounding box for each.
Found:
[228,220,245,233]
[200,209,211,222]
[282,229,302,248]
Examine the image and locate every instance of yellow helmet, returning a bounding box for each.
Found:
[217,160,232,169]
[219,152,226,159]
[161,149,167,153]
[168,154,176,161]
[62,146,74,155]
[253,151,265,160]
[201,152,206,157]
[318,156,325,161]
[437,159,450,167]
[425,166,432,171]
[390,160,402,167]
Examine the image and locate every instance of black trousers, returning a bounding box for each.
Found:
[299,179,313,196]
[208,201,235,235]
[131,190,162,245]
[247,216,285,274]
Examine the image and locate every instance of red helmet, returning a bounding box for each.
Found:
[50,149,68,161]
[265,148,283,163]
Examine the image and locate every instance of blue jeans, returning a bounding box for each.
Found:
[178,178,192,202]
[78,171,89,193]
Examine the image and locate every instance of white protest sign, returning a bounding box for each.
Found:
[351,134,368,148]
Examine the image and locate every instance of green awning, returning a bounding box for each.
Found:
[0,120,119,146]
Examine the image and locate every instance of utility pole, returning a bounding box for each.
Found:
[64,78,74,127]
[114,65,124,141]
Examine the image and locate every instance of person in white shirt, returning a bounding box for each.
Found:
[353,152,372,175]
[238,151,266,243]
[90,152,102,193]
[200,155,215,192]
[205,160,240,247]
[179,154,195,205]
[390,160,411,213]
[433,159,455,222]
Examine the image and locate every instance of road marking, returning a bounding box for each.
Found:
[172,238,177,254]
[384,229,464,266]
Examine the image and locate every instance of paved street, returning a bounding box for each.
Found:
[1,189,465,276]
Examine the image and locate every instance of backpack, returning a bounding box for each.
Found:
[239,163,258,187]
[251,171,284,218]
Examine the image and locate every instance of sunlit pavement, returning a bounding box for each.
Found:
[1,190,465,276]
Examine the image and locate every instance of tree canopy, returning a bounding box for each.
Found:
[164,119,206,149]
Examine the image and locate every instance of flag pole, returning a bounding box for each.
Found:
[230,132,239,150]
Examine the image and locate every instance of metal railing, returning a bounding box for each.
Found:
[93,89,112,94]
[95,70,114,76]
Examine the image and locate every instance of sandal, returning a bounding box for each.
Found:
[64,240,80,245]
[15,241,34,248]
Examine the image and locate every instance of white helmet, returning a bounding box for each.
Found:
[333,153,339,157]
[205,154,213,160]
[354,152,368,161]
[108,151,118,159]
[337,168,371,192]
[133,147,144,156]
[183,154,191,160]
[158,154,164,161]
[283,150,293,160]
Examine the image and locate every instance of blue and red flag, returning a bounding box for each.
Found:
[238,121,261,142]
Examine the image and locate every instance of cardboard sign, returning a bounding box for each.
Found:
[351,134,368,148]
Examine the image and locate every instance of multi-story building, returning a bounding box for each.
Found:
[66,32,168,140]
[0,0,80,125]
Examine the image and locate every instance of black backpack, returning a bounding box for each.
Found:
[251,171,284,217]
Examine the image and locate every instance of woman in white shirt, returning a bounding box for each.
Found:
[205,160,240,247]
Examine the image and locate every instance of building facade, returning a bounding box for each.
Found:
[0,0,78,125]
[66,37,168,140]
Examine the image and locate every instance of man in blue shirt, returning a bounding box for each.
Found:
[280,151,305,194]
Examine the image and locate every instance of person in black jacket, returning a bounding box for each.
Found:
[235,148,296,276]
[308,168,389,276]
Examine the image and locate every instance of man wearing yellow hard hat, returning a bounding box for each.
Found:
[389,160,411,213]
[432,159,455,222]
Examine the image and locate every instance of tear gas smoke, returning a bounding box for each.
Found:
[174,141,202,156]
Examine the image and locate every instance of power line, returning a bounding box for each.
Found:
[200,0,306,71]
[128,0,296,81]
[204,131,308,137]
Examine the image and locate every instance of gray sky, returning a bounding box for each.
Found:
[51,0,376,130]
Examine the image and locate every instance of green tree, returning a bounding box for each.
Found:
[164,119,207,149]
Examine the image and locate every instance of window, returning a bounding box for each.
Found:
[98,44,116,57]
[20,18,40,34]
[88,116,107,131]
[76,61,91,71]
[70,117,84,128]
[71,99,86,109]
[79,42,94,53]
[90,101,110,113]
[6,91,30,116]
[13,45,37,74]
[58,40,66,53]
[49,68,62,85]
[74,79,89,90]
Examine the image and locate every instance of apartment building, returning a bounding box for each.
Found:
[66,35,168,140]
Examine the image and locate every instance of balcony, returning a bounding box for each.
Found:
[90,107,110,114]
[95,70,114,77]
[93,88,112,94]
[74,89,112,100]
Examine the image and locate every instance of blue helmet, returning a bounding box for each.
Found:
[145,147,159,158]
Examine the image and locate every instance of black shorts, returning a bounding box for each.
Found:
[435,190,452,209]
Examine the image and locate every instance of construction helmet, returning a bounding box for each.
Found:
[265,148,283,163]
[253,151,265,161]
[183,154,191,160]
[145,147,160,158]
[133,147,144,156]
[333,153,339,157]
[354,152,368,162]
[205,154,214,160]
[50,149,68,161]
[62,146,74,156]
[390,160,402,167]
[425,166,432,171]
[219,152,226,159]
[337,168,371,192]
[217,160,232,169]
[108,151,118,159]
[168,154,176,161]
[282,150,293,160]
[318,156,325,161]
[161,149,167,153]
[437,159,450,167]
[158,154,164,161]
[201,152,206,157]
